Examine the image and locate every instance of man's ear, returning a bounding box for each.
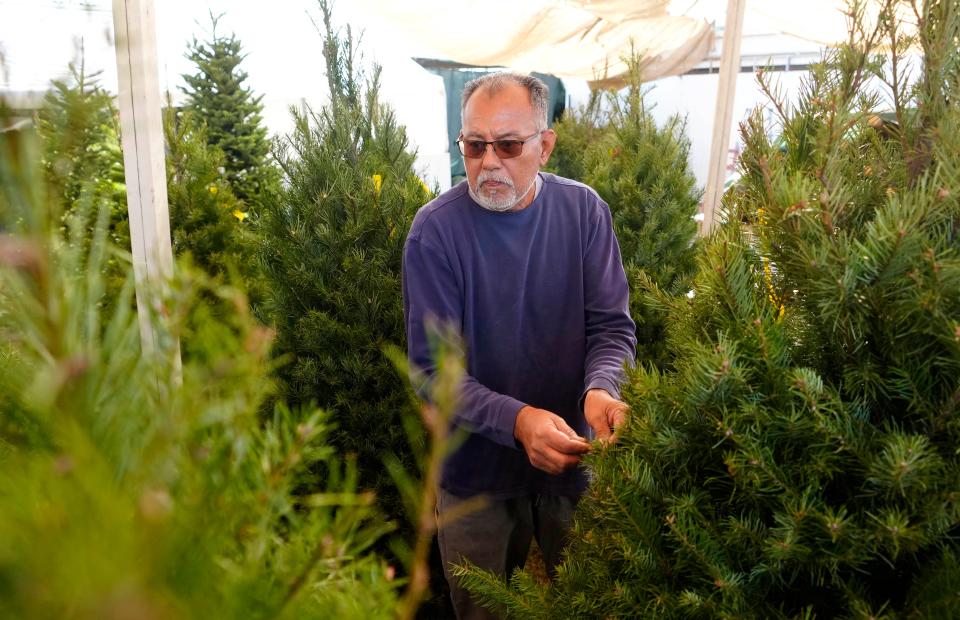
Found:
[539,129,557,165]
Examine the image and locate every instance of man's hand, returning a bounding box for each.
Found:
[514,406,590,475]
[584,388,628,443]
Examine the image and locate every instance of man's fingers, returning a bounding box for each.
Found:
[606,406,628,444]
[590,418,612,441]
[553,417,582,439]
[533,420,587,473]
[589,404,628,443]
[611,406,627,429]
[545,423,590,454]
[517,409,592,474]
[531,445,583,474]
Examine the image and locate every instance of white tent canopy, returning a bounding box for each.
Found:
[353,0,714,84]
[352,0,912,85]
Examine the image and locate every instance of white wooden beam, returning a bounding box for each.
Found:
[111,0,179,370]
[700,0,746,236]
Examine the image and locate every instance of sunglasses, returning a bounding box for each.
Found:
[457,131,544,159]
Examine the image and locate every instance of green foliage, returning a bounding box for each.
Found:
[165,107,265,307]
[0,120,401,619]
[33,62,129,295]
[35,63,126,225]
[181,13,278,212]
[35,59,265,310]
[462,2,960,617]
[258,1,433,535]
[545,90,605,185]
[547,56,700,368]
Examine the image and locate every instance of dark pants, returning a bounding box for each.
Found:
[436,488,578,620]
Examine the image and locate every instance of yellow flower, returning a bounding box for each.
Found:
[418,177,431,195]
[232,210,248,222]
[762,257,785,320]
[372,173,383,196]
[208,184,218,196]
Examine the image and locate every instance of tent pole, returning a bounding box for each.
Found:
[700,0,746,235]
[112,0,181,379]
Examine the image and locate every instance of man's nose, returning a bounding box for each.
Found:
[480,143,502,169]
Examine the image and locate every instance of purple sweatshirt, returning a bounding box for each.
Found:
[402,172,636,498]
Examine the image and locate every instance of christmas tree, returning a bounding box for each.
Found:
[0,110,403,619]
[458,1,960,617]
[181,13,278,213]
[35,62,262,310]
[581,56,700,368]
[35,62,126,224]
[258,0,432,534]
[33,61,129,295]
[545,89,604,186]
[164,106,264,307]
[548,56,700,368]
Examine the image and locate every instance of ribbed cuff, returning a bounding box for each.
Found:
[493,395,527,450]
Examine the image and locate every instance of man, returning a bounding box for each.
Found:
[402,73,636,619]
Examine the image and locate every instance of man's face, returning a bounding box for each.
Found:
[460,83,556,212]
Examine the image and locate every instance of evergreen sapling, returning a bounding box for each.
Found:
[165,106,265,308]
[459,2,960,617]
[259,0,433,538]
[548,55,700,369]
[181,13,278,214]
[0,111,402,620]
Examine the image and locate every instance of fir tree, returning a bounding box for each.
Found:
[181,14,277,212]
[583,57,700,368]
[34,62,129,273]
[459,2,960,617]
[165,106,264,306]
[545,89,604,185]
[258,1,432,534]
[549,57,700,368]
[0,112,403,619]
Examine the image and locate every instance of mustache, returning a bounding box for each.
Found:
[477,172,514,188]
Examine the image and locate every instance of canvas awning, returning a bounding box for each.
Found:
[352,0,714,85]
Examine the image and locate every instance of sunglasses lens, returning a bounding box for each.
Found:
[493,140,523,159]
[460,134,538,159]
[462,140,487,158]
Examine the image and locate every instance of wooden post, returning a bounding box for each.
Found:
[700,0,746,236]
[112,0,179,371]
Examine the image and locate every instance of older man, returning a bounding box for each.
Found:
[403,73,636,619]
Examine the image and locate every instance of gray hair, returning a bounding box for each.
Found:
[461,73,550,131]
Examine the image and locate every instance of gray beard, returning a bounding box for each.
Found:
[469,174,537,212]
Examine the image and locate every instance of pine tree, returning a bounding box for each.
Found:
[549,58,700,368]
[181,14,277,213]
[545,89,605,185]
[0,110,403,619]
[34,62,129,278]
[582,57,700,368]
[165,106,264,306]
[458,2,960,617]
[258,1,432,535]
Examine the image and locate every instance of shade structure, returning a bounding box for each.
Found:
[749,0,918,46]
[352,0,713,84]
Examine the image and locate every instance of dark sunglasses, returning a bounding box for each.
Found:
[456,131,544,159]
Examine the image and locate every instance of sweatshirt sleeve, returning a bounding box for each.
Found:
[581,201,637,402]
[403,235,525,449]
